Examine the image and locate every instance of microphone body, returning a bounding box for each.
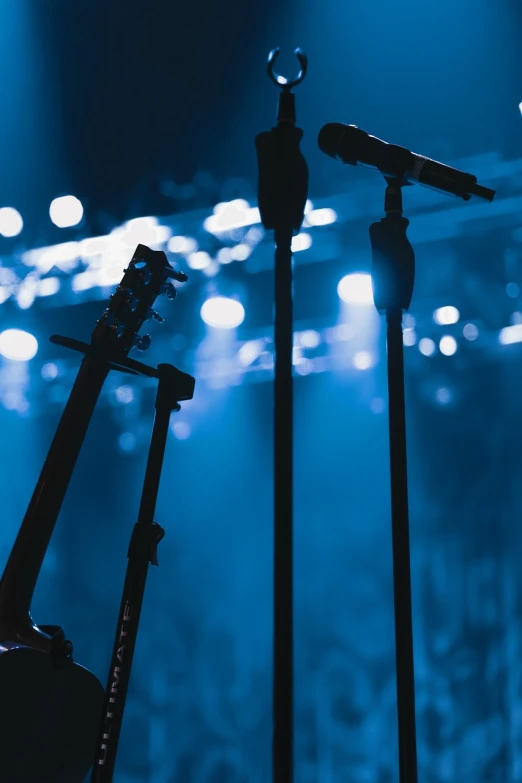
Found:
[318,122,495,202]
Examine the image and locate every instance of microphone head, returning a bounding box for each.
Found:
[317,122,351,160]
[318,122,366,165]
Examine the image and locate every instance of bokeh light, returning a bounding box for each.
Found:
[200,296,245,329]
[337,273,373,305]
[49,195,84,228]
[0,329,38,361]
[0,207,23,237]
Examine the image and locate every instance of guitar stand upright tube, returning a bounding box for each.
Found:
[91,362,195,783]
[255,48,308,783]
[369,179,418,783]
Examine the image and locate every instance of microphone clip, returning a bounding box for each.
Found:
[267,47,308,126]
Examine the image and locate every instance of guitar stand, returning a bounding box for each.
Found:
[89,361,195,783]
[369,179,418,783]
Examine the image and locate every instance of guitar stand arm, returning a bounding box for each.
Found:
[90,363,194,783]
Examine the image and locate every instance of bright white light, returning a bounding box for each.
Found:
[168,235,198,254]
[203,200,260,234]
[217,247,233,264]
[49,195,84,228]
[115,385,134,404]
[353,351,375,370]
[337,273,373,305]
[335,323,354,341]
[230,243,251,261]
[291,233,312,252]
[403,329,417,347]
[434,306,460,325]
[295,358,313,375]
[403,313,416,328]
[298,329,321,349]
[41,362,59,380]
[187,251,211,270]
[37,277,60,297]
[419,337,436,356]
[463,323,479,341]
[200,296,245,329]
[0,329,38,361]
[172,421,191,440]
[201,260,220,278]
[519,102,522,116]
[0,207,23,237]
[238,339,265,367]
[306,207,337,226]
[439,335,458,356]
[499,324,522,344]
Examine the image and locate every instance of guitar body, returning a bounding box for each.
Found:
[0,642,104,782]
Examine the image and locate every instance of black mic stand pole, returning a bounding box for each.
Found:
[90,362,195,783]
[255,48,308,783]
[369,179,418,783]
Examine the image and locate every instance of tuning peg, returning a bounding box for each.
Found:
[133,334,151,351]
[160,282,177,300]
[166,269,188,283]
[146,308,164,323]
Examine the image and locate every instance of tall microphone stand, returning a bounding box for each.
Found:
[369,179,417,783]
[90,362,195,783]
[255,48,308,783]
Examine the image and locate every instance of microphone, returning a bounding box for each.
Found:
[318,122,495,202]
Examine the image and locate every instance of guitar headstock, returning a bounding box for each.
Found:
[90,244,187,355]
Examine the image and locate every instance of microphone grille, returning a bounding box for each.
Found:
[317,122,349,159]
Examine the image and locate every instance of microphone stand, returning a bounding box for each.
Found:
[90,362,195,783]
[255,48,308,783]
[369,179,418,783]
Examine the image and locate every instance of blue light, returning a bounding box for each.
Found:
[49,195,84,228]
[115,385,134,405]
[0,329,38,361]
[118,432,137,453]
[200,296,245,329]
[353,350,375,370]
[41,362,59,380]
[337,273,373,305]
[0,207,23,237]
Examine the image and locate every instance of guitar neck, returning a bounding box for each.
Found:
[0,356,110,623]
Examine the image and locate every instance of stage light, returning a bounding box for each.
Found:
[403,329,416,347]
[41,362,59,380]
[49,195,84,228]
[238,339,265,367]
[306,207,337,226]
[0,329,38,361]
[187,251,211,270]
[337,273,373,304]
[298,329,321,349]
[439,335,458,356]
[217,248,233,264]
[200,296,245,329]
[168,235,198,254]
[499,324,522,344]
[0,207,23,237]
[435,386,453,406]
[434,306,460,325]
[419,337,436,356]
[230,243,251,261]
[172,421,191,440]
[353,350,375,370]
[519,102,522,116]
[463,323,479,341]
[118,432,137,453]
[291,233,312,252]
[37,277,60,297]
[115,385,134,404]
